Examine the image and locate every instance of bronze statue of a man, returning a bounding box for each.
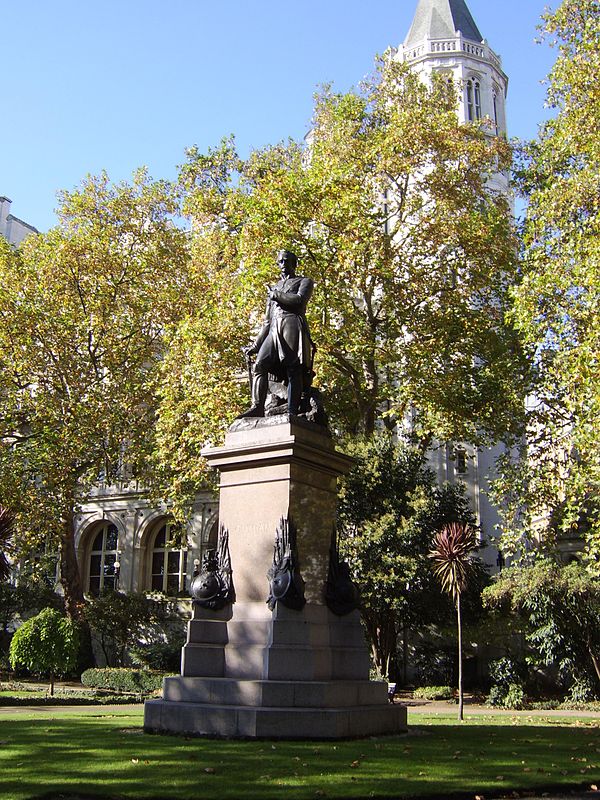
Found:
[239,250,315,418]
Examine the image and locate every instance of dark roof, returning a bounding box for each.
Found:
[404,0,483,47]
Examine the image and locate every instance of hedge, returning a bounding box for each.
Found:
[80,668,170,694]
[413,685,454,700]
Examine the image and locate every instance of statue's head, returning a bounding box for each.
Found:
[277,249,297,277]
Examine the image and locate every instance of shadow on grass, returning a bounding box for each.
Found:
[0,713,598,800]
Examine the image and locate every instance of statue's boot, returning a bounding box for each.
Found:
[238,373,267,418]
[287,365,303,416]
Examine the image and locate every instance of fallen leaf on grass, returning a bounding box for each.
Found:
[204,767,216,774]
[350,760,360,768]
[131,759,139,764]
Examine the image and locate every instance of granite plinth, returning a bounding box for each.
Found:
[144,419,407,739]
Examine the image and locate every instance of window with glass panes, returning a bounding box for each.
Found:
[88,523,119,596]
[466,78,481,121]
[150,522,187,595]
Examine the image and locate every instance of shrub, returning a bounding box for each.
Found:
[487,656,528,708]
[84,591,157,667]
[566,676,597,705]
[413,685,454,700]
[80,667,168,694]
[489,656,527,688]
[129,637,184,672]
[487,681,525,709]
[9,608,79,695]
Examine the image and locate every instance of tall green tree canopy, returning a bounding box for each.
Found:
[496,0,600,565]
[483,560,600,688]
[157,60,524,499]
[336,432,482,680]
[0,170,189,618]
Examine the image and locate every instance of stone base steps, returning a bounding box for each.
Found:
[144,696,407,739]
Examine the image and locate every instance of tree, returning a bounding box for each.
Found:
[497,0,600,563]
[482,559,600,691]
[0,171,189,630]
[337,432,479,681]
[9,608,79,695]
[156,59,525,499]
[429,521,479,720]
[83,590,169,667]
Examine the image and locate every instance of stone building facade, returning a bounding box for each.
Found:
[0,196,38,246]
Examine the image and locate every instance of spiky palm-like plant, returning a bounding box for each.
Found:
[0,506,15,583]
[429,521,478,721]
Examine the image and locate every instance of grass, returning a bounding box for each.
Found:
[0,709,598,800]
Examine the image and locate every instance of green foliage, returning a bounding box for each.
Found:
[129,635,185,672]
[83,590,174,668]
[487,683,526,710]
[487,657,528,709]
[497,0,600,562]
[337,432,482,679]
[157,58,525,506]
[0,171,190,617]
[0,580,63,639]
[488,656,528,689]
[412,685,454,700]
[566,676,597,705]
[483,560,600,687]
[9,608,79,693]
[80,667,167,694]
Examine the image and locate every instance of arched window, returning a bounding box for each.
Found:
[466,78,481,121]
[88,522,119,596]
[150,522,188,595]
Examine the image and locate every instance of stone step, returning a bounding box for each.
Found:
[162,676,389,707]
[144,697,407,739]
[181,640,371,681]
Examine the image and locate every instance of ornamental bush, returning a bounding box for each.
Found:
[80,667,168,694]
[9,608,79,695]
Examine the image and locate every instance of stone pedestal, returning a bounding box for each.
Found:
[144,417,407,738]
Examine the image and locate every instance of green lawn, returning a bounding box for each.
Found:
[0,708,598,800]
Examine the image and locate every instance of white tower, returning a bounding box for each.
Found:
[392,0,510,566]
[393,0,509,197]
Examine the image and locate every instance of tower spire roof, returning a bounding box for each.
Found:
[404,0,483,47]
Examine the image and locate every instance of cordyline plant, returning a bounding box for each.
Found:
[0,506,15,582]
[429,521,478,720]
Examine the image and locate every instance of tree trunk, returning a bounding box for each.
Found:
[49,673,55,697]
[364,609,398,681]
[457,592,464,722]
[589,648,600,684]
[59,508,95,671]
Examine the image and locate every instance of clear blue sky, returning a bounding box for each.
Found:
[2,0,558,233]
